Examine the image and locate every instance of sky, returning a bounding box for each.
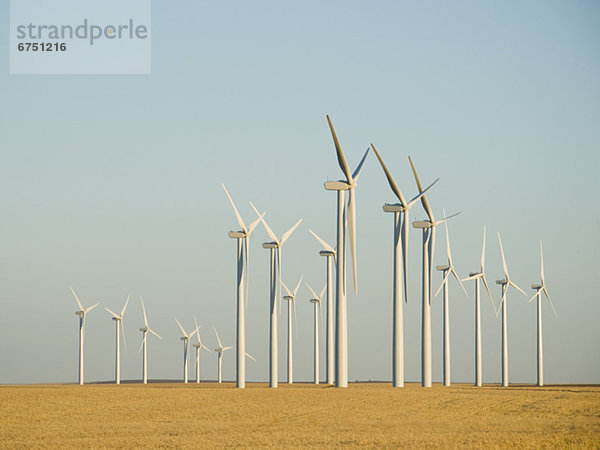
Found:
[0,0,599,385]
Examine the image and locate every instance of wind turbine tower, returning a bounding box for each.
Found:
[306,282,325,385]
[192,316,211,384]
[70,287,99,385]
[104,296,130,384]
[175,318,197,384]
[139,296,161,384]
[281,276,303,384]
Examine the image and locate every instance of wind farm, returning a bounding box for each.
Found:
[1,2,598,448]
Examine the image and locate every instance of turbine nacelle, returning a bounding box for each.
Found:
[436,265,450,271]
[531,284,543,290]
[383,203,407,213]
[309,299,320,304]
[139,327,148,332]
[496,279,508,285]
[323,180,352,191]
[228,231,246,239]
[469,272,482,277]
[413,220,433,229]
[75,311,84,316]
[283,295,294,301]
[262,242,279,249]
[319,250,335,257]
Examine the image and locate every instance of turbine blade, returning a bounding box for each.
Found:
[175,318,188,338]
[149,328,162,339]
[140,296,148,328]
[245,236,250,309]
[281,280,292,297]
[326,115,353,183]
[481,274,496,310]
[121,295,130,318]
[351,147,370,183]
[461,274,479,282]
[248,212,265,235]
[281,219,303,245]
[224,346,233,351]
[348,187,358,294]
[435,211,461,225]
[245,352,256,362]
[308,229,335,253]
[70,286,84,311]
[85,303,99,314]
[139,333,146,353]
[194,315,201,344]
[407,178,440,209]
[444,211,452,266]
[293,298,298,339]
[528,290,539,303]
[104,307,120,319]
[481,226,487,272]
[408,156,434,222]
[451,268,469,297]
[319,283,326,300]
[402,210,409,303]
[305,281,319,300]
[497,233,509,278]
[371,143,407,205]
[434,270,450,297]
[293,275,304,297]
[496,288,506,318]
[221,183,248,233]
[213,326,223,348]
[540,241,545,285]
[278,247,282,314]
[509,280,528,297]
[249,202,279,244]
[121,320,127,352]
[543,286,558,318]
[202,344,212,353]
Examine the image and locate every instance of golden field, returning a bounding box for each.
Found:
[0,382,598,448]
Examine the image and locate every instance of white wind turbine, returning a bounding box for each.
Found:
[462,226,496,387]
[409,156,459,388]
[529,241,557,387]
[370,145,438,388]
[175,318,198,384]
[104,296,130,384]
[308,229,335,385]
[192,316,211,384]
[306,282,325,385]
[251,202,302,388]
[281,275,303,385]
[496,233,527,387]
[70,287,99,385]
[213,326,233,383]
[434,215,468,387]
[323,115,369,388]
[221,183,264,389]
[138,297,161,384]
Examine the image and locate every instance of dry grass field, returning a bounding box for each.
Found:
[0,382,598,448]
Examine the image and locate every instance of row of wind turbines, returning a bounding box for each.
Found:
[71,115,556,388]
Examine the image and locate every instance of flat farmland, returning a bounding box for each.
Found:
[0,382,598,448]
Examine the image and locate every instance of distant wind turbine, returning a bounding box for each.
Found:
[529,241,557,387]
[409,156,459,387]
[139,296,162,384]
[175,318,197,384]
[323,115,369,388]
[222,183,264,389]
[306,282,325,385]
[213,326,233,383]
[434,215,468,387]
[496,233,527,387]
[308,229,335,385]
[462,226,496,387]
[281,275,303,384]
[192,316,211,384]
[70,287,98,385]
[251,202,302,388]
[104,296,130,384]
[370,144,438,387]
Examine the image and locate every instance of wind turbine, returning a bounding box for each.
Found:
[496,233,527,387]
[138,296,161,384]
[409,156,459,388]
[213,326,233,384]
[104,296,130,384]
[462,226,496,387]
[306,282,325,385]
[434,215,468,387]
[221,183,264,389]
[370,144,438,388]
[175,318,198,384]
[529,241,557,387]
[323,115,369,388]
[308,229,335,385]
[70,287,98,385]
[251,202,302,388]
[281,275,303,384]
[192,316,211,384]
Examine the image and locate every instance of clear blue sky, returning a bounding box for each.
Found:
[1,1,599,384]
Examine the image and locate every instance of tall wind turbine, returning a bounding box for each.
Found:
[281,275,303,384]
[221,183,264,389]
[192,316,211,384]
[308,229,335,385]
[175,318,197,384]
[306,282,325,385]
[139,296,162,384]
[496,233,527,387]
[434,216,468,387]
[323,115,369,388]
[529,241,557,387]
[370,145,438,388]
[462,226,496,387]
[409,156,459,387]
[251,202,302,388]
[213,326,233,383]
[70,287,98,385]
[104,296,130,385]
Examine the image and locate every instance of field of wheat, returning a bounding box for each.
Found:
[0,382,598,448]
